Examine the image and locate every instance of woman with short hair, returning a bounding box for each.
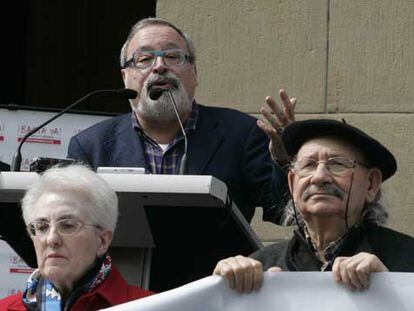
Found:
[0,165,152,310]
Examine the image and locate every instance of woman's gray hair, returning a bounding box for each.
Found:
[21,165,118,232]
[120,17,196,68]
[281,189,388,226]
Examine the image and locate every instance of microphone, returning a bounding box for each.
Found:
[149,88,189,175]
[149,88,164,100]
[10,88,137,171]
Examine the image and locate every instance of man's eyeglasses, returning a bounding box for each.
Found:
[27,218,100,237]
[291,156,369,178]
[123,49,191,69]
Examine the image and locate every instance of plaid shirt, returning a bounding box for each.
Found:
[303,225,346,271]
[132,103,198,174]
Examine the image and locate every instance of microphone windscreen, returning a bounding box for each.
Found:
[117,88,138,99]
[149,88,165,100]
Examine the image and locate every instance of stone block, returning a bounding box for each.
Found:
[328,1,414,113]
[157,0,327,114]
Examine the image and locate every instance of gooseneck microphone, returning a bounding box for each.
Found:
[11,88,137,172]
[149,88,164,101]
[149,88,189,175]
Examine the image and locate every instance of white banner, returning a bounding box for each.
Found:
[103,272,414,311]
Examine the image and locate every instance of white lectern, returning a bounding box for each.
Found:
[0,172,262,292]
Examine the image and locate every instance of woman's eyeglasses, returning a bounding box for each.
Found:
[27,218,100,237]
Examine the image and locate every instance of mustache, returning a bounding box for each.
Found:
[302,183,346,201]
[146,73,180,90]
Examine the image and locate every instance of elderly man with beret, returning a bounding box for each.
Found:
[214,119,414,292]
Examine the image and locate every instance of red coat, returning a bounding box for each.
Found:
[0,266,153,310]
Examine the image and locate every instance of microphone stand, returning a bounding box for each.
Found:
[11,89,137,171]
[166,90,189,175]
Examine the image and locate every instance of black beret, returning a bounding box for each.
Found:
[282,119,397,181]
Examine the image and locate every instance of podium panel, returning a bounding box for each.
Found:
[0,172,262,291]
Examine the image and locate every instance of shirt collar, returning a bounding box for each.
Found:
[303,224,346,270]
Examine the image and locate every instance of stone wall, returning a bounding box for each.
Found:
[157,0,414,242]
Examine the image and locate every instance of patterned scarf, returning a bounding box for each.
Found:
[22,254,112,310]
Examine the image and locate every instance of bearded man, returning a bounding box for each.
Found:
[67,17,294,224]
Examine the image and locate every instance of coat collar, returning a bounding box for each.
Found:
[103,113,147,168]
[186,104,223,174]
[102,105,224,174]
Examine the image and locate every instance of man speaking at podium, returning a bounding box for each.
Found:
[67,17,293,225]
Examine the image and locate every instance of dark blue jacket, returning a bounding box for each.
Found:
[67,104,288,223]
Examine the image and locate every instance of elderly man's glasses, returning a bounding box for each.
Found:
[27,219,100,237]
[123,49,191,69]
[291,156,369,178]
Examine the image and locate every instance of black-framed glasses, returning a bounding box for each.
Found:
[27,218,100,237]
[291,156,369,178]
[123,49,191,69]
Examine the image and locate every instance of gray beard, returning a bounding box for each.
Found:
[135,84,192,122]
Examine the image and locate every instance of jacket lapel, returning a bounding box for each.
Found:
[103,114,148,168]
[187,106,223,174]
[100,108,224,173]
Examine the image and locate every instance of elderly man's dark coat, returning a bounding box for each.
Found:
[251,224,414,272]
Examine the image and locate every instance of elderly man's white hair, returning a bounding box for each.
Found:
[21,164,118,232]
